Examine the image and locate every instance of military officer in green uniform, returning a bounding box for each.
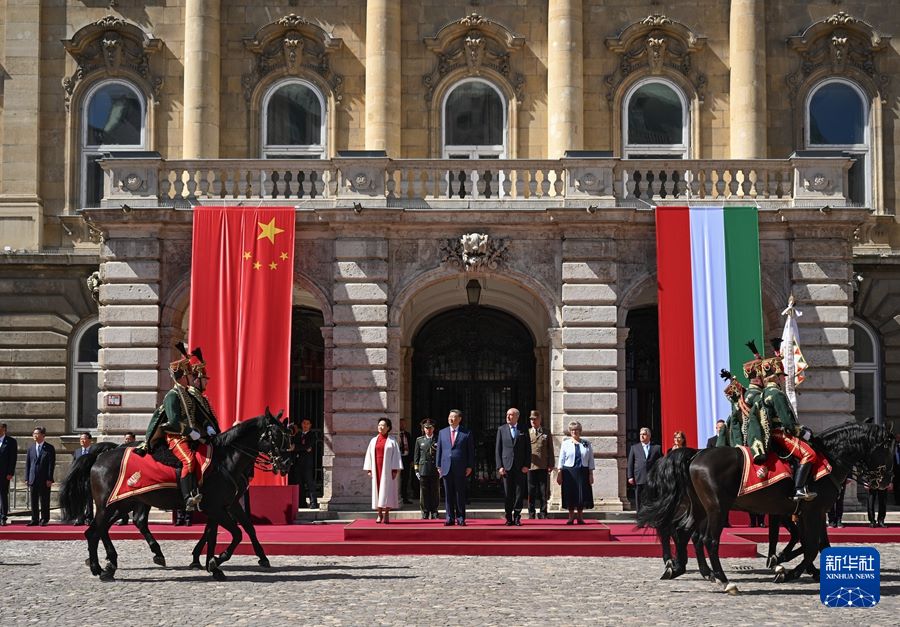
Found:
[717,363,767,464]
[413,419,440,519]
[186,347,220,439]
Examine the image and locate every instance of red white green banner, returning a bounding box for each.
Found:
[189,206,295,486]
[655,206,764,448]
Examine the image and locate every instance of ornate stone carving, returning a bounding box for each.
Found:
[604,14,707,103]
[803,173,833,193]
[62,16,163,110]
[86,271,102,303]
[422,13,526,103]
[440,233,509,271]
[242,14,344,102]
[786,12,890,99]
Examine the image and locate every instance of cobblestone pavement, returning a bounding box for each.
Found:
[1,540,897,625]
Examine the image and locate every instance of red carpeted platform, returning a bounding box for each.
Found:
[1,520,896,557]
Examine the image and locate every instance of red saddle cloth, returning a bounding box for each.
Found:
[108,443,213,505]
[737,446,831,497]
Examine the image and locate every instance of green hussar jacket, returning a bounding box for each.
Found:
[718,384,767,463]
[187,387,221,436]
[762,382,799,434]
[143,386,193,443]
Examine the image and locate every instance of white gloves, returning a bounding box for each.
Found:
[189,430,201,441]
[415,472,421,480]
[206,426,216,436]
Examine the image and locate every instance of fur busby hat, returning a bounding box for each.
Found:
[742,340,763,380]
[189,346,207,376]
[169,341,192,381]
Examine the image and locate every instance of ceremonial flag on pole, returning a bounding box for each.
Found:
[655,206,764,448]
[780,294,807,413]
[189,206,296,487]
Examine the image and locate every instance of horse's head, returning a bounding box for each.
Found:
[857,422,896,490]
[258,408,294,476]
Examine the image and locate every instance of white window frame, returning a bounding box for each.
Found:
[804,78,871,207]
[81,80,147,208]
[70,318,101,432]
[851,318,882,424]
[261,78,327,159]
[622,77,689,159]
[441,78,507,159]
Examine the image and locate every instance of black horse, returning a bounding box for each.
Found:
[639,422,895,593]
[64,441,275,571]
[59,409,292,581]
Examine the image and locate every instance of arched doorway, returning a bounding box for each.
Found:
[289,306,325,489]
[412,306,535,499]
[625,306,661,444]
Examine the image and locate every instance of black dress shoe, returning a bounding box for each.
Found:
[514,519,522,526]
[422,513,429,519]
[74,518,84,526]
[402,499,413,505]
[870,522,877,528]
[309,503,320,510]
[26,521,38,526]
[528,512,536,520]
[576,519,585,525]
[0,519,6,526]
[877,521,886,528]
[431,512,440,519]
[444,520,455,526]
[40,521,48,526]
[836,521,844,528]
[505,520,514,526]
[457,520,466,526]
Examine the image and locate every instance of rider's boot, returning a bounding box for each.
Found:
[791,463,817,501]
[180,474,202,511]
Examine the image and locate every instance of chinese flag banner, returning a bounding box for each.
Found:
[189,206,295,487]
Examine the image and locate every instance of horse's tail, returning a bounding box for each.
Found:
[636,447,698,534]
[58,444,114,519]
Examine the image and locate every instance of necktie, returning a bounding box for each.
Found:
[510,426,517,440]
[82,448,87,455]
[450,429,457,446]
[644,444,649,457]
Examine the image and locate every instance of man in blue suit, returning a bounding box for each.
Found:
[436,409,475,526]
[25,426,55,526]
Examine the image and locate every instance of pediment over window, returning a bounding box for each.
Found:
[422,12,526,103]
[62,16,163,109]
[242,14,344,103]
[604,14,707,103]
[786,12,890,100]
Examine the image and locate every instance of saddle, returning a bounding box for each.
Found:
[737,447,831,497]
[108,442,213,506]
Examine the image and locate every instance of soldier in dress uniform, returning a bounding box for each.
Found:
[758,339,820,501]
[717,352,768,465]
[141,342,206,511]
[413,419,440,519]
[186,348,221,439]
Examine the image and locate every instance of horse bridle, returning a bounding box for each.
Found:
[229,420,294,474]
[850,436,895,489]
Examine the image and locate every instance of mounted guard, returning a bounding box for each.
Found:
[717,368,767,464]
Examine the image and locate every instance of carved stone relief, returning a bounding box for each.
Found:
[604,14,707,103]
[786,12,890,100]
[422,13,526,104]
[242,14,344,102]
[440,232,509,271]
[62,16,163,109]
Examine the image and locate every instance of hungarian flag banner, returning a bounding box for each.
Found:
[655,206,763,449]
[189,206,295,486]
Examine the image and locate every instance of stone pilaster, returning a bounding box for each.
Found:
[327,238,390,506]
[183,0,221,158]
[320,326,336,504]
[729,0,767,158]
[547,0,584,158]
[0,0,43,250]
[97,234,162,437]
[789,225,856,433]
[559,238,622,510]
[364,0,401,155]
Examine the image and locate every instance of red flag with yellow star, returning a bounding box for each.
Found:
[188,206,295,486]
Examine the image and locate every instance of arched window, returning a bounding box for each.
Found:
[805,79,870,206]
[851,318,882,424]
[70,319,101,430]
[261,79,326,158]
[81,81,147,207]
[442,79,506,159]
[623,79,689,159]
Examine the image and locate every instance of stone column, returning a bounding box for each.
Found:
[328,238,390,506]
[547,0,583,159]
[97,232,162,437]
[183,0,221,158]
[364,0,401,155]
[729,0,767,158]
[559,238,622,510]
[0,0,43,250]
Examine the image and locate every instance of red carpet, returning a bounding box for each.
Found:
[0,520,896,558]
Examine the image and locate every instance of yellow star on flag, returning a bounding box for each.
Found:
[257,218,284,244]
[279,252,289,261]
[269,261,278,270]
[243,251,252,260]
[253,261,262,270]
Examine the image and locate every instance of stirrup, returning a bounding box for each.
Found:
[184,492,203,512]
[792,488,816,502]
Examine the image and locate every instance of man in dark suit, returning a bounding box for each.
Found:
[71,432,94,524]
[626,426,662,513]
[292,419,320,509]
[495,407,531,526]
[436,409,475,526]
[706,419,726,448]
[398,419,414,504]
[25,426,55,526]
[0,422,18,526]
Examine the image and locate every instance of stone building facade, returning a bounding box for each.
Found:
[0,1,897,509]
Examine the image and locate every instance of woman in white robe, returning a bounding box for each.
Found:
[363,417,404,523]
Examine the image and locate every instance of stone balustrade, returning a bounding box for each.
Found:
[100,155,855,209]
